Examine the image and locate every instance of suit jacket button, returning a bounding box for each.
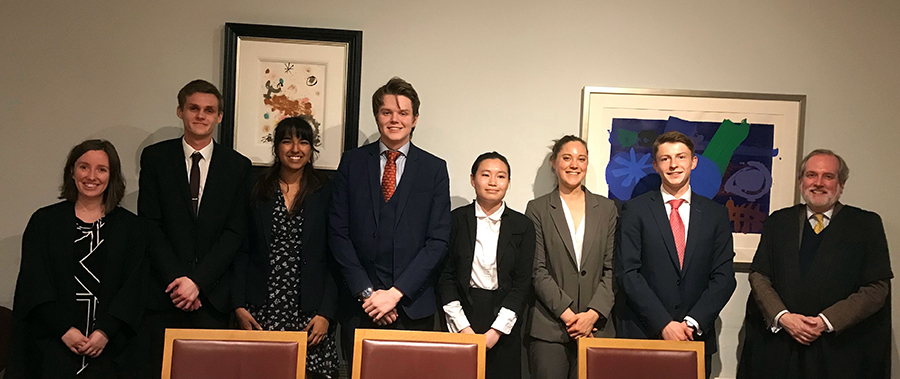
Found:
[674,305,680,310]
[581,270,587,276]
[676,280,681,285]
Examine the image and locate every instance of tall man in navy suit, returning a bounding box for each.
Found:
[137,80,251,373]
[616,131,736,378]
[330,77,451,343]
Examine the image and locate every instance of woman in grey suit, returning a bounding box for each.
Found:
[525,135,618,379]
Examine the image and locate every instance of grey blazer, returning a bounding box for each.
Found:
[525,188,618,343]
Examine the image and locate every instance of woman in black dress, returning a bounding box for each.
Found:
[232,116,340,378]
[9,139,145,378]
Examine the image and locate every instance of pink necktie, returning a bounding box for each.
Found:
[668,199,686,269]
[382,151,400,202]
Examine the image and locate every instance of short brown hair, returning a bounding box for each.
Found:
[798,149,850,184]
[372,77,420,117]
[177,79,223,112]
[59,139,126,211]
[652,131,694,159]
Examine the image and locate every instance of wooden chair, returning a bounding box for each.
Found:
[352,329,486,379]
[162,328,307,379]
[578,338,704,379]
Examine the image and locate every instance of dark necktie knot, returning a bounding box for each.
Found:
[191,151,202,163]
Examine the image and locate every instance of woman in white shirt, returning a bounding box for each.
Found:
[524,136,618,379]
[440,152,535,379]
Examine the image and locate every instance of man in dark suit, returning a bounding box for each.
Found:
[738,150,892,379]
[616,131,736,378]
[329,77,451,346]
[137,79,251,373]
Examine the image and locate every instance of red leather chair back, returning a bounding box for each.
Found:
[162,329,307,379]
[352,329,486,379]
[579,338,704,379]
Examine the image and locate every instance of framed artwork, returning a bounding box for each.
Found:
[580,87,805,270]
[221,22,362,169]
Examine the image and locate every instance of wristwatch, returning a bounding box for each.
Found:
[357,287,373,302]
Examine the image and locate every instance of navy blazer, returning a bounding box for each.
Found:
[329,141,451,319]
[138,138,251,313]
[615,190,736,354]
[231,181,339,319]
[438,203,535,317]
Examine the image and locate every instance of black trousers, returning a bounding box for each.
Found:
[466,288,522,379]
[338,302,436,376]
[130,304,230,378]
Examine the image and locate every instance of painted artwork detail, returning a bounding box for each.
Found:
[258,60,324,145]
[607,116,775,233]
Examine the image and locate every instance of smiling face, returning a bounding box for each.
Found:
[800,153,843,212]
[376,94,418,150]
[177,92,222,145]
[73,150,110,203]
[653,141,697,197]
[277,134,312,173]
[471,158,510,209]
[552,141,589,191]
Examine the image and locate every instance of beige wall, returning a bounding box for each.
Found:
[2,1,898,377]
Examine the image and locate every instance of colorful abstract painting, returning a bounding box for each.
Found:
[607,116,775,234]
[256,60,325,146]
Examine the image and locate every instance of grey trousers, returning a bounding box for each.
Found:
[527,337,577,379]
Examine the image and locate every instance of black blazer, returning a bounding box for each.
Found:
[232,180,339,319]
[11,201,145,374]
[439,203,535,317]
[138,138,251,312]
[616,190,736,354]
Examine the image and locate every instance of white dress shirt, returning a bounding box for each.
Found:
[559,196,585,270]
[378,141,409,187]
[182,138,214,207]
[659,186,703,334]
[770,206,837,334]
[443,201,518,335]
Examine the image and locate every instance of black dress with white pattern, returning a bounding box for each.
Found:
[248,189,340,375]
[74,217,106,376]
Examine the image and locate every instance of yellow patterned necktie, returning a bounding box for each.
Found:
[813,213,825,234]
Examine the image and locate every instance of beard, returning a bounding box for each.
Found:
[801,188,840,210]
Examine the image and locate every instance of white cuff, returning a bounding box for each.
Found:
[490,307,518,335]
[818,313,834,333]
[771,310,789,333]
[683,316,702,336]
[442,301,471,333]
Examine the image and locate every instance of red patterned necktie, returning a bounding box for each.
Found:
[668,199,686,269]
[382,150,400,202]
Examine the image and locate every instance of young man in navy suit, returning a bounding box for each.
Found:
[330,77,451,352]
[616,131,736,378]
[137,80,251,374]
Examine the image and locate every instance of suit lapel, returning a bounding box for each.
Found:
[393,144,419,228]
[649,191,681,273]
[258,199,276,248]
[580,191,601,268]
[496,206,512,269]
[198,143,227,221]
[682,193,702,274]
[168,141,195,220]
[366,143,382,226]
[548,192,578,268]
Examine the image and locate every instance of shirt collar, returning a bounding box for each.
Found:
[806,206,834,220]
[182,137,214,160]
[660,185,691,205]
[474,201,505,222]
[379,140,410,157]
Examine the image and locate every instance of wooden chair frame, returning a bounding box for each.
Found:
[352,329,486,379]
[162,328,307,379]
[578,337,704,379]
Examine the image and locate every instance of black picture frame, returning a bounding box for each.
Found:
[221,22,362,168]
